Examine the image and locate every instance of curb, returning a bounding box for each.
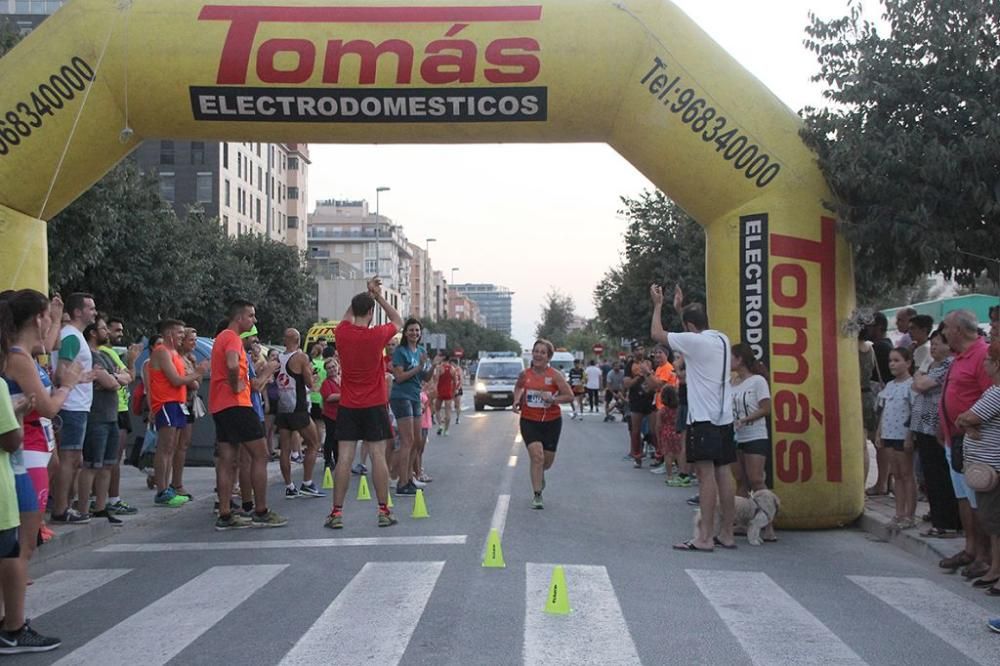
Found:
[857,508,963,566]
[32,465,287,566]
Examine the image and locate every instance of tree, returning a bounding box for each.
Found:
[535,289,575,347]
[424,318,520,358]
[48,160,317,342]
[565,318,607,358]
[801,1,1000,299]
[0,18,21,58]
[594,190,706,342]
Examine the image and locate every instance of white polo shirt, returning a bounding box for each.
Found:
[667,330,733,426]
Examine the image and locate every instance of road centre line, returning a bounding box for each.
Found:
[508,455,518,467]
[97,535,468,552]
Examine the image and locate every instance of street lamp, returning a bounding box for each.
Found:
[374,186,390,279]
[451,267,459,286]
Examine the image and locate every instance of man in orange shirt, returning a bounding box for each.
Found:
[148,319,205,507]
[210,301,287,530]
[648,345,677,472]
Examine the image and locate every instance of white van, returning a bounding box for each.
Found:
[549,351,575,374]
[474,357,527,411]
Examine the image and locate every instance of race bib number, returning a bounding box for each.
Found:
[40,417,56,452]
[180,403,191,416]
[525,390,550,408]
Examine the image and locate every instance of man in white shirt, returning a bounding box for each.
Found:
[650,284,736,552]
[583,359,603,413]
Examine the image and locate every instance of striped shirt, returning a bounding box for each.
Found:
[910,358,951,436]
[964,386,1000,471]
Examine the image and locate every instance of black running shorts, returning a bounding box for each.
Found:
[335,405,393,443]
[213,406,264,446]
[520,417,562,453]
[686,421,736,466]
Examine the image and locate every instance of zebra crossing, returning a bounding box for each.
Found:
[23,563,1000,665]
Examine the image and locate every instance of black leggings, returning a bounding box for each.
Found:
[587,389,599,411]
[323,417,338,469]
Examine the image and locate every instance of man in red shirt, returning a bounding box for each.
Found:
[210,300,287,531]
[326,279,403,529]
[939,309,992,574]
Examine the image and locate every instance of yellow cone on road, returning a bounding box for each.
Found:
[545,565,571,615]
[322,467,334,489]
[387,490,394,509]
[411,489,429,518]
[356,475,371,501]
[482,528,506,568]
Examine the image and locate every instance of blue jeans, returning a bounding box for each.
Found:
[58,410,89,451]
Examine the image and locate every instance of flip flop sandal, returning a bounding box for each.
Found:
[673,540,714,552]
[763,537,779,543]
[921,527,959,538]
[986,587,1000,597]
[713,537,737,549]
[864,488,889,497]
[973,577,1000,588]
[963,565,990,580]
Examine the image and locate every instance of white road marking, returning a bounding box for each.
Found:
[26,569,131,619]
[515,433,523,443]
[688,569,867,665]
[487,494,511,545]
[53,565,286,665]
[97,535,467,552]
[508,455,518,467]
[281,561,444,665]
[524,563,641,665]
[850,575,997,665]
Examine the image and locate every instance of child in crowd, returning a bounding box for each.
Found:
[877,347,916,529]
[671,357,692,487]
[658,384,685,486]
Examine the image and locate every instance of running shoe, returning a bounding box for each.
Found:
[685,494,701,506]
[666,477,682,486]
[443,430,450,437]
[650,464,667,475]
[411,478,427,489]
[91,509,123,526]
[108,499,138,515]
[531,494,544,510]
[396,482,418,496]
[351,463,367,475]
[988,618,1000,634]
[290,452,305,464]
[324,512,344,529]
[649,458,664,469]
[169,485,193,500]
[215,514,252,531]
[213,499,241,515]
[417,473,433,483]
[378,511,398,527]
[50,509,91,524]
[284,486,301,499]
[154,489,189,508]
[633,458,642,469]
[678,475,693,487]
[437,426,443,436]
[0,621,61,654]
[298,483,326,498]
[251,510,288,528]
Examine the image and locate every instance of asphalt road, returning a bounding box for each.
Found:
[17,399,1000,665]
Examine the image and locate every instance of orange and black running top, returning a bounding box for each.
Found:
[517,366,563,423]
[149,343,187,415]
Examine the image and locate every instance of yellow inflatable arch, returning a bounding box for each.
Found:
[0,0,861,528]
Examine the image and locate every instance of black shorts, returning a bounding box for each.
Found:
[0,526,19,559]
[520,417,562,453]
[213,406,264,446]
[267,398,278,416]
[686,421,736,466]
[310,404,323,421]
[117,411,133,434]
[335,405,393,443]
[737,438,771,457]
[276,411,312,432]
[881,438,905,451]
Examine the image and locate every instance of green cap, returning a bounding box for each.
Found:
[239,325,258,340]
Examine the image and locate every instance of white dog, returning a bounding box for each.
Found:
[693,489,781,546]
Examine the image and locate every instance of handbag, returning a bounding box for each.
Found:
[965,462,999,492]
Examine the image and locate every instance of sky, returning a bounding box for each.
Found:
[306,0,870,349]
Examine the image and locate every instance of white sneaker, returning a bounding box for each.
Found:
[649,465,667,475]
[411,478,427,489]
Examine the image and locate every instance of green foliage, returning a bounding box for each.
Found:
[535,289,575,347]
[47,160,316,342]
[565,318,609,358]
[801,0,1000,301]
[594,190,706,342]
[0,18,21,58]
[424,318,520,358]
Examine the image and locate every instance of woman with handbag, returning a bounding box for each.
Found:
[955,337,1000,595]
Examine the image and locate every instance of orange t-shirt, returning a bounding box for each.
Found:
[517,366,563,422]
[654,362,678,409]
[210,328,250,413]
[149,344,187,415]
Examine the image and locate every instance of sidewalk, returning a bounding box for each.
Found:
[35,460,285,566]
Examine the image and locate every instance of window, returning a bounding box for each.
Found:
[196,172,212,203]
[237,154,242,178]
[365,242,377,256]
[222,142,229,169]
[224,179,231,206]
[256,198,261,223]
[334,245,344,254]
[351,245,361,255]
[288,186,299,200]
[249,163,253,186]
[364,259,377,274]
[190,141,205,165]
[288,156,299,170]
[288,216,299,229]
[159,140,174,165]
[258,166,262,191]
[159,172,175,201]
[222,215,229,235]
